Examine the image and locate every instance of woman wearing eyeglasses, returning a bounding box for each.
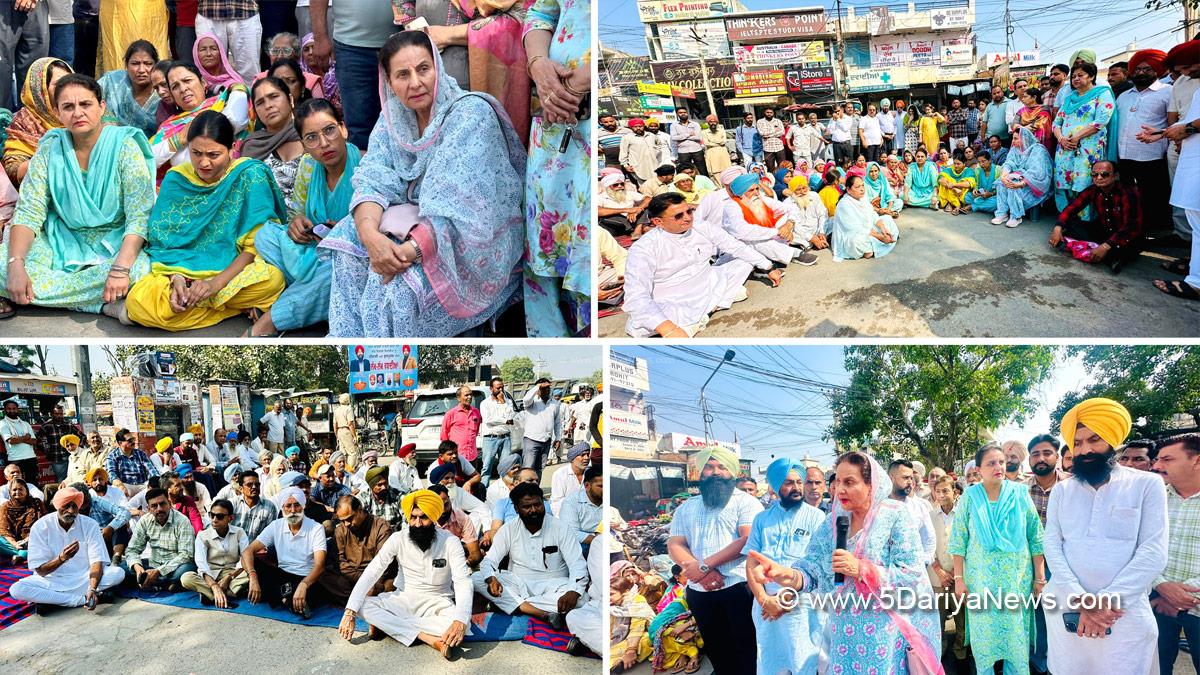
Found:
[250,98,358,336]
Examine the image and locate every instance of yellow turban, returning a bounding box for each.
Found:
[1061,397,1132,451]
[787,175,808,192]
[401,489,444,523]
[155,437,173,453]
[59,434,80,448]
[694,445,740,476]
[85,467,109,484]
[188,424,204,434]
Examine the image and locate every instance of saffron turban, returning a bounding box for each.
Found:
[401,489,444,523]
[719,165,747,186]
[155,437,173,453]
[53,486,85,510]
[766,457,805,495]
[1165,40,1200,68]
[567,442,589,461]
[428,462,456,485]
[729,173,758,197]
[365,466,389,487]
[628,118,645,128]
[694,445,740,477]
[188,424,204,434]
[59,434,80,448]
[1060,397,1132,451]
[1129,49,1168,77]
[85,467,108,483]
[276,486,307,509]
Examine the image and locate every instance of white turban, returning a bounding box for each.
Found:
[276,486,307,510]
[719,166,747,186]
[600,174,625,188]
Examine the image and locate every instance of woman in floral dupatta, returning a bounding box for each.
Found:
[2,58,72,184]
[319,31,525,337]
[124,111,286,331]
[749,451,944,675]
[522,0,590,336]
[1052,62,1115,211]
[150,62,250,170]
[453,0,534,147]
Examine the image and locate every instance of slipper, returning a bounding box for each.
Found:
[1154,279,1200,301]
[0,298,15,320]
[1160,259,1190,275]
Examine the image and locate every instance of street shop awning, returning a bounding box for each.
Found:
[724,96,787,106]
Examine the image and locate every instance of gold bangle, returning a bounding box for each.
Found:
[563,80,586,97]
[527,55,546,76]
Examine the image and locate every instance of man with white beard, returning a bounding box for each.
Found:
[241,487,329,619]
[624,192,781,338]
[667,446,763,674]
[717,173,818,267]
[339,490,471,660]
[1043,398,1168,675]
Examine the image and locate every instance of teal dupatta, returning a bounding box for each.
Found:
[276,144,362,283]
[964,481,1029,553]
[145,158,286,275]
[41,125,153,273]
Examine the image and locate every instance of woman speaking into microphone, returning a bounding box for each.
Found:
[748,451,944,674]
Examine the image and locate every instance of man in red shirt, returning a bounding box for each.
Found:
[440,386,481,467]
[1050,160,1144,274]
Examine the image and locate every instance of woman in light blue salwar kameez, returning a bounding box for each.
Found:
[832,174,899,262]
[991,128,1053,228]
[317,31,525,338]
[749,452,944,675]
[251,98,358,335]
[969,151,1001,213]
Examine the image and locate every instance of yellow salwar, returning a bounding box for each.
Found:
[937,174,976,209]
[126,258,284,331]
[608,620,654,671]
[99,0,169,75]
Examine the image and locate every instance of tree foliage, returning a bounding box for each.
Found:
[1050,345,1200,438]
[500,356,536,384]
[829,345,1056,470]
[103,345,492,392]
[0,346,51,375]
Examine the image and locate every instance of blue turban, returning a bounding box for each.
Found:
[279,470,305,487]
[428,462,456,485]
[729,173,759,197]
[808,173,824,191]
[284,445,300,458]
[176,462,194,478]
[765,457,805,495]
[568,442,590,461]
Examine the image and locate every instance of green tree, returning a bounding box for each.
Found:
[500,356,536,384]
[0,346,50,374]
[1050,345,1200,439]
[105,345,491,392]
[829,345,1056,471]
[91,373,112,402]
[587,369,603,388]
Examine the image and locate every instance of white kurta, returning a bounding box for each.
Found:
[10,513,125,607]
[448,485,489,535]
[787,193,829,243]
[718,193,803,264]
[349,528,473,645]
[623,220,771,338]
[549,465,583,517]
[388,460,420,494]
[565,532,605,654]
[1042,466,1168,675]
[473,515,589,614]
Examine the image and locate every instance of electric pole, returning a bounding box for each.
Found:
[690,24,717,116]
[72,346,96,432]
[834,0,849,100]
[1004,0,1013,65]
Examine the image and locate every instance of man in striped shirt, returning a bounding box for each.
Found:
[1150,433,1200,673]
[598,114,629,168]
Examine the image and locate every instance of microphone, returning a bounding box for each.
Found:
[834,515,849,585]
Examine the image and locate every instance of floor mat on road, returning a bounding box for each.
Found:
[523,616,593,655]
[0,567,34,631]
[119,587,527,640]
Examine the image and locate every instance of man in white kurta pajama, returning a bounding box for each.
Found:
[624,192,781,338]
[341,490,470,656]
[564,525,605,655]
[719,173,818,266]
[472,482,589,629]
[1043,397,1169,675]
[10,487,125,608]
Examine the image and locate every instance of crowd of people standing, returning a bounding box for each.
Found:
[0,0,592,337]
[608,396,1200,675]
[596,39,1200,336]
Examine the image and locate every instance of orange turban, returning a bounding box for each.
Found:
[1128,49,1168,77]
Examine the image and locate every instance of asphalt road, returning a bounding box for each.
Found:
[2,598,597,675]
[598,208,1198,338]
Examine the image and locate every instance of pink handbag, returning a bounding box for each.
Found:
[379,203,422,240]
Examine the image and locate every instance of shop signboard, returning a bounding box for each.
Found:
[929,6,970,29]
[725,12,827,41]
[733,69,786,96]
[733,41,826,67]
[637,0,730,23]
[606,56,652,85]
[609,410,650,440]
[658,20,730,59]
[651,58,737,91]
[784,64,834,93]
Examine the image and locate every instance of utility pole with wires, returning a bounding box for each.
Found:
[689,23,717,116]
[834,0,849,100]
[1004,0,1013,64]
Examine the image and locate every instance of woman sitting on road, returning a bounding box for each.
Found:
[123,111,286,331]
[832,174,898,261]
[904,149,939,210]
[0,74,155,321]
[937,155,976,215]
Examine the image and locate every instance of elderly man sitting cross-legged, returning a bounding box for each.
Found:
[472,481,589,630]
[10,486,124,612]
[338,490,472,661]
[241,486,328,619]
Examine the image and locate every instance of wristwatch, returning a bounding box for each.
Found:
[698,563,711,575]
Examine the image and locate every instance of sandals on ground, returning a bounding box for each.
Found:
[0,298,15,320]
[1160,260,1190,275]
[1154,279,1200,301]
